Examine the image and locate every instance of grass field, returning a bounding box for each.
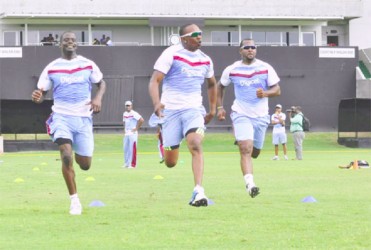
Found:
[0,132,370,250]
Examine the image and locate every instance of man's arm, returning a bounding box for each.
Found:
[204,76,217,124]
[148,70,165,117]
[134,117,145,132]
[90,79,106,113]
[216,81,226,121]
[256,84,281,98]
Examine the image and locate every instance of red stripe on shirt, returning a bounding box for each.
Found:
[48,65,93,75]
[173,56,210,66]
[230,70,268,78]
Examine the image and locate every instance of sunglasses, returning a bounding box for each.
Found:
[241,45,257,50]
[180,31,202,38]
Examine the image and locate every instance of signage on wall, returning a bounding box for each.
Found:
[0,47,23,58]
[319,48,355,58]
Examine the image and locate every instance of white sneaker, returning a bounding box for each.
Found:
[189,191,208,207]
[284,155,289,160]
[69,199,82,215]
[272,156,279,160]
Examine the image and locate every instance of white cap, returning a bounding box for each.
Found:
[275,104,282,109]
[125,100,132,106]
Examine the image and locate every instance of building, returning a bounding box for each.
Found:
[0,0,364,47]
[0,0,370,150]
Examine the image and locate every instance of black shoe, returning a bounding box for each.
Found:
[246,185,260,198]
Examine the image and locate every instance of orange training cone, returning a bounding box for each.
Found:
[353,160,359,170]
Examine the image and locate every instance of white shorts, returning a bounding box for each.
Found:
[46,113,94,156]
[272,132,287,145]
[231,112,269,150]
[162,108,205,148]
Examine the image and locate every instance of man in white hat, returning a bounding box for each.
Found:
[271,104,288,160]
[123,100,144,168]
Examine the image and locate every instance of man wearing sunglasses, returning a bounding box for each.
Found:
[216,38,281,198]
[149,23,217,207]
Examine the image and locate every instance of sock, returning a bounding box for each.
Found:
[70,193,78,200]
[194,185,204,194]
[244,174,254,187]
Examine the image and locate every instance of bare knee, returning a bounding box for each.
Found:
[165,160,177,168]
[75,154,91,171]
[61,153,73,167]
[252,147,261,159]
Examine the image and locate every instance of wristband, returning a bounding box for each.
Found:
[217,106,224,110]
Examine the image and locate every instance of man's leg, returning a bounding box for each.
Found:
[75,154,92,170]
[59,143,76,195]
[186,132,204,186]
[164,147,179,168]
[293,132,301,160]
[58,142,82,215]
[124,135,131,167]
[238,140,254,176]
[186,131,208,207]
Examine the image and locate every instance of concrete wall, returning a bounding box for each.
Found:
[0,46,358,132]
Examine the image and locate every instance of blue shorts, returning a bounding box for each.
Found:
[46,113,94,157]
[162,108,205,148]
[272,132,287,145]
[231,112,269,150]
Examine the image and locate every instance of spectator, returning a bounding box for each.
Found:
[271,104,288,160]
[287,106,305,160]
[105,37,113,46]
[100,34,106,45]
[123,101,144,168]
[93,38,100,45]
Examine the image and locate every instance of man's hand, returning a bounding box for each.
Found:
[31,89,44,103]
[204,112,215,125]
[256,88,265,98]
[88,97,102,114]
[217,107,226,121]
[154,103,165,118]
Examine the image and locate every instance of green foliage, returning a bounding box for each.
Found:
[0,132,370,249]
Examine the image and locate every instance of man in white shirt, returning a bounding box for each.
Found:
[217,38,281,198]
[271,104,288,160]
[148,23,217,207]
[31,31,106,215]
[123,100,144,168]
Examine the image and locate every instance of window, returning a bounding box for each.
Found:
[231,31,252,46]
[288,32,299,46]
[266,32,286,46]
[302,32,315,46]
[211,31,229,46]
[3,31,18,46]
[251,32,265,45]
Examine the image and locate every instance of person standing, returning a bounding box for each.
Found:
[105,37,113,46]
[148,23,217,207]
[217,38,281,198]
[31,31,106,215]
[287,106,305,160]
[100,34,106,45]
[123,101,144,168]
[271,104,288,160]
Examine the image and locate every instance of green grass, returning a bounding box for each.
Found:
[0,132,370,249]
